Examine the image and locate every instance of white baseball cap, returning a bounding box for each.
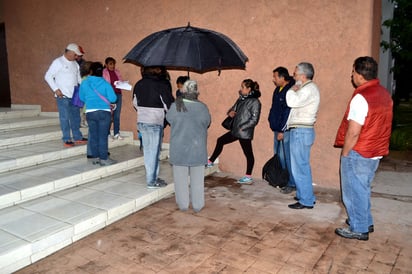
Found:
[66,43,83,55]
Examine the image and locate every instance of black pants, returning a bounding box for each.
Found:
[209,131,254,175]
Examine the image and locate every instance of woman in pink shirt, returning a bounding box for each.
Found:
[103,57,123,139]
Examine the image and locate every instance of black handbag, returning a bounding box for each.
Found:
[221,101,238,130]
[262,140,289,188]
[221,116,234,130]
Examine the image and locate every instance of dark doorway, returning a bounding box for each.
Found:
[0,22,11,107]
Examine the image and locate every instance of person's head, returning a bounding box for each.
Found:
[75,46,85,63]
[293,62,314,85]
[80,61,93,78]
[89,62,104,77]
[105,57,116,71]
[176,76,190,90]
[175,79,199,112]
[240,79,259,96]
[272,66,291,87]
[143,66,162,76]
[182,80,199,97]
[160,66,170,81]
[64,43,83,61]
[351,56,378,87]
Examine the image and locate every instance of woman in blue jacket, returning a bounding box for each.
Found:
[79,62,117,166]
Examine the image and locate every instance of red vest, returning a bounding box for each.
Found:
[334,79,393,158]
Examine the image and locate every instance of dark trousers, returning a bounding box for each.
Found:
[86,110,111,160]
[209,131,254,175]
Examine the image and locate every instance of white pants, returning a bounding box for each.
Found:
[172,165,205,212]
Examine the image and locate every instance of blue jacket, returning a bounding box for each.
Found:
[268,79,295,132]
[79,76,117,111]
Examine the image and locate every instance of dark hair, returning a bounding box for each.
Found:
[80,61,93,78]
[105,57,116,65]
[243,79,259,92]
[353,56,378,80]
[273,66,292,81]
[90,62,104,77]
[176,76,190,85]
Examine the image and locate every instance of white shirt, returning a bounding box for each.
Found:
[44,55,81,98]
[286,81,320,128]
[348,93,382,159]
[347,93,368,125]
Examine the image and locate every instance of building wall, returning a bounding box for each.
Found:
[1,0,381,188]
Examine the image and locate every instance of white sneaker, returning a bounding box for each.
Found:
[113,133,124,140]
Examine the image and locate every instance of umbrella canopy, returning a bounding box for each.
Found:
[124,24,248,74]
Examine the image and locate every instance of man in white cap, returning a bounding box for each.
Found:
[45,43,87,147]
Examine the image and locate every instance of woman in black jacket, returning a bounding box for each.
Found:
[208,79,261,184]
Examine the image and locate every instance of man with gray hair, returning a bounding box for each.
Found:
[286,62,320,209]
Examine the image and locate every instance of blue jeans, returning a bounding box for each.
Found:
[274,131,295,188]
[86,110,111,160]
[56,97,83,142]
[112,93,122,135]
[341,150,379,233]
[289,128,316,206]
[138,122,163,184]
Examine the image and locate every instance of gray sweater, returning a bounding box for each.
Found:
[166,99,211,166]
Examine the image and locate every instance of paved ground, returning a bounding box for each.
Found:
[17,152,412,274]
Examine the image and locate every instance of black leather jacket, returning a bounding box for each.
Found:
[229,90,261,140]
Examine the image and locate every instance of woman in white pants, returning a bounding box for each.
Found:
[166,80,211,212]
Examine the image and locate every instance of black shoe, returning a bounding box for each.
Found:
[293,197,316,205]
[345,219,374,233]
[288,202,313,209]
[335,227,369,241]
[280,186,296,194]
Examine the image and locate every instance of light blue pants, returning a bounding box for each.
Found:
[137,122,163,185]
[56,97,83,142]
[341,150,379,233]
[289,128,316,206]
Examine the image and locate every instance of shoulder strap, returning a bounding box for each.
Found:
[90,83,111,106]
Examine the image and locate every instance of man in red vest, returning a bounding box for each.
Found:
[334,56,393,241]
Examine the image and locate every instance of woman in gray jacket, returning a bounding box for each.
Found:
[208,79,261,184]
[166,80,211,212]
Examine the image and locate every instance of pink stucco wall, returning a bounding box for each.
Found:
[1,0,381,188]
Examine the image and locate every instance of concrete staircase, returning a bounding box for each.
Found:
[0,105,218,273]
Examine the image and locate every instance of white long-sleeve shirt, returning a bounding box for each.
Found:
[44,55,81,98]
[286,80,320,128]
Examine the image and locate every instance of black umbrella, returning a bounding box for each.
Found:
[124,23,248,74]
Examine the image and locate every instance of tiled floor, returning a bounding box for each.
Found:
[15,156,412,273]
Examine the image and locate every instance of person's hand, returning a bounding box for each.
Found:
[277,132,284,141]
[55,89,64,98]
[291,80,302,91]
[228,110,236,118]
[291,85,299,91]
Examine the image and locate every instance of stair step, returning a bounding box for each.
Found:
[0,105,41,120]
[0,116,60,132]
[0,162,219,273]
[0,144,167,210]
[0,105,219,273]
[0,125,68,149]
[0,134,134,173]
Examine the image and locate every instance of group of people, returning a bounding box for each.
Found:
[267,58,392,242]
[44,43,125,166]
[268,63,320,210]
[45,44,393,240]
